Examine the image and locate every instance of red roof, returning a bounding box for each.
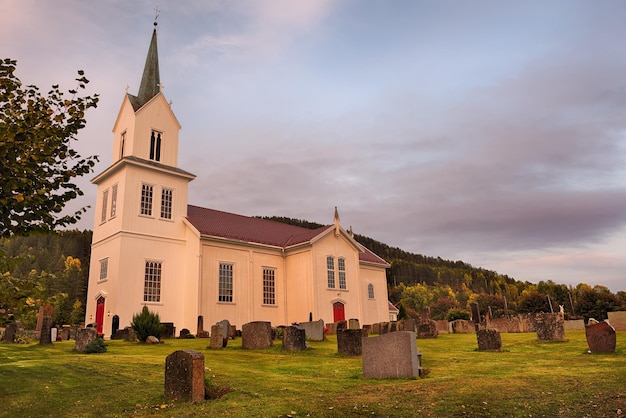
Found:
[186,204,388,266]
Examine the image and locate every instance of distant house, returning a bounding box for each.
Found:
[388,301,400,322]
[85,27,390,337]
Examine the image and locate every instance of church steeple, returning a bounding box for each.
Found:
[135,25,161,108]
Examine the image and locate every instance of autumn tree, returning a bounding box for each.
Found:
[0,58,99,237]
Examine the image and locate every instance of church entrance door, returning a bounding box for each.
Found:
[333,301,345,322]
[95,296,105,336]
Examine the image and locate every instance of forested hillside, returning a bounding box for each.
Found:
[2,225,624,328]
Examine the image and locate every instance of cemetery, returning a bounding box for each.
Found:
[1,317,624,417]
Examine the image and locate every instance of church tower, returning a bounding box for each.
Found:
[85,24,196,336]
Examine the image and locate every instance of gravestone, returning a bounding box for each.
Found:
[58,327,71,341]
[210,325,224,349]
[179,328,190,339]
[282,326,307,351]
[242,321,273,349]
[379,322,390,334]
[35,306,45,339]
[337,329,367,356]
[389,322,398,332]
[197,315,204,335]
[476,329,502,351]
[585,321,616,353]
[534,313,565,341]
[335,320,347,332]
[4,321,19,343]
[217,320,231,339]
[371,323,380,335]
[299,319,324,341]
[75,328,97,352]
[51,327,58,342]
[471,302,481,330]
[417,320,438,338]
[39,317,53,345]
[114,326,136,341]
[348,318,360,330]
[110,315,120,339]
[362,331,420,378]
[164,350,205,402]
[449,319,469,334]
[398,319,416,332]
[161,322,175,339]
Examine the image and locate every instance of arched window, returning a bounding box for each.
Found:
[368,283,375,299]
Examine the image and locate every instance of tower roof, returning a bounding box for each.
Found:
[132,27,161,109]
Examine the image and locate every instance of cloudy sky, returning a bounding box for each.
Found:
[2,1,625,292]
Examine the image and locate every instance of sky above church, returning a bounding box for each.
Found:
[2,1,626,292]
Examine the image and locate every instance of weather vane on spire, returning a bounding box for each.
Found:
[153,5,160,27]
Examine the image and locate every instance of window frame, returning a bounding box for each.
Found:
[149,130,162,162]
[262,268,276,305]
[101,189,108,224]
[110,184,118,219]
[218,263,234,303]
[140,183,154,216]
[326,256,335,288]
[338,257,346,290]
[368,283,375,299]
[99,258,108,282]
[143,260,162,303]
[160,187,173,220]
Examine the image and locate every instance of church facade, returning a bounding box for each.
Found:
[85,28,390,337]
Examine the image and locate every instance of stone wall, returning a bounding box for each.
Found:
[607,311,626,331]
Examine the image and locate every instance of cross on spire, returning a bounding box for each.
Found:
[154,5,160,26]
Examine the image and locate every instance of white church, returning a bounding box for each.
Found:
[85,26,390,337]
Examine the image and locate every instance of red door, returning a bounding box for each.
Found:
[95,296,105,336]
[333,302,345,322]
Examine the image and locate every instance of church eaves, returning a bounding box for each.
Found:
[132,27,161,110]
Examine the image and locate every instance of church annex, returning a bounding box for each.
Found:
[85,26,390,337]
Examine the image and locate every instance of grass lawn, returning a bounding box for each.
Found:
[0,330,624,417]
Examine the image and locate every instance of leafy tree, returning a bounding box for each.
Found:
[518,291,552,313]
[429,297,458,320]
[575,286,621,322]
[471,293,506,318]
[0,58,99,238]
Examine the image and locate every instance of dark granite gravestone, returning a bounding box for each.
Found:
[417,319,438,338]
[161,322,175,339]
[534,313,565,341]
[110,315,120,339]
[585,321,616,353]
[335,320,347,332]
[282,326,307,351]
[75,328,98,352]
[242,321,273,349]
[471,302,481,327]
[4,321,19,343]
[39,317,53,345]
[179,328,190,339]
[197,315,204,335]
[209,325,224,349]
[476,329,502,351]
[299,319,325,341]
[164,350,205,402]
[362,331,420,378]
[337,329,367,356]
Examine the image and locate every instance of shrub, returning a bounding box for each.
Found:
[130,306,164,342]
[14,334,31,344]
[83,338,107,353]
[446,308,470,321]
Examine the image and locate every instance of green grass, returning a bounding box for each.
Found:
[0,331,624,417]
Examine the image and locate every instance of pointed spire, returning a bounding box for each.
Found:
[333,206,340,235]
[136,26,161,108]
